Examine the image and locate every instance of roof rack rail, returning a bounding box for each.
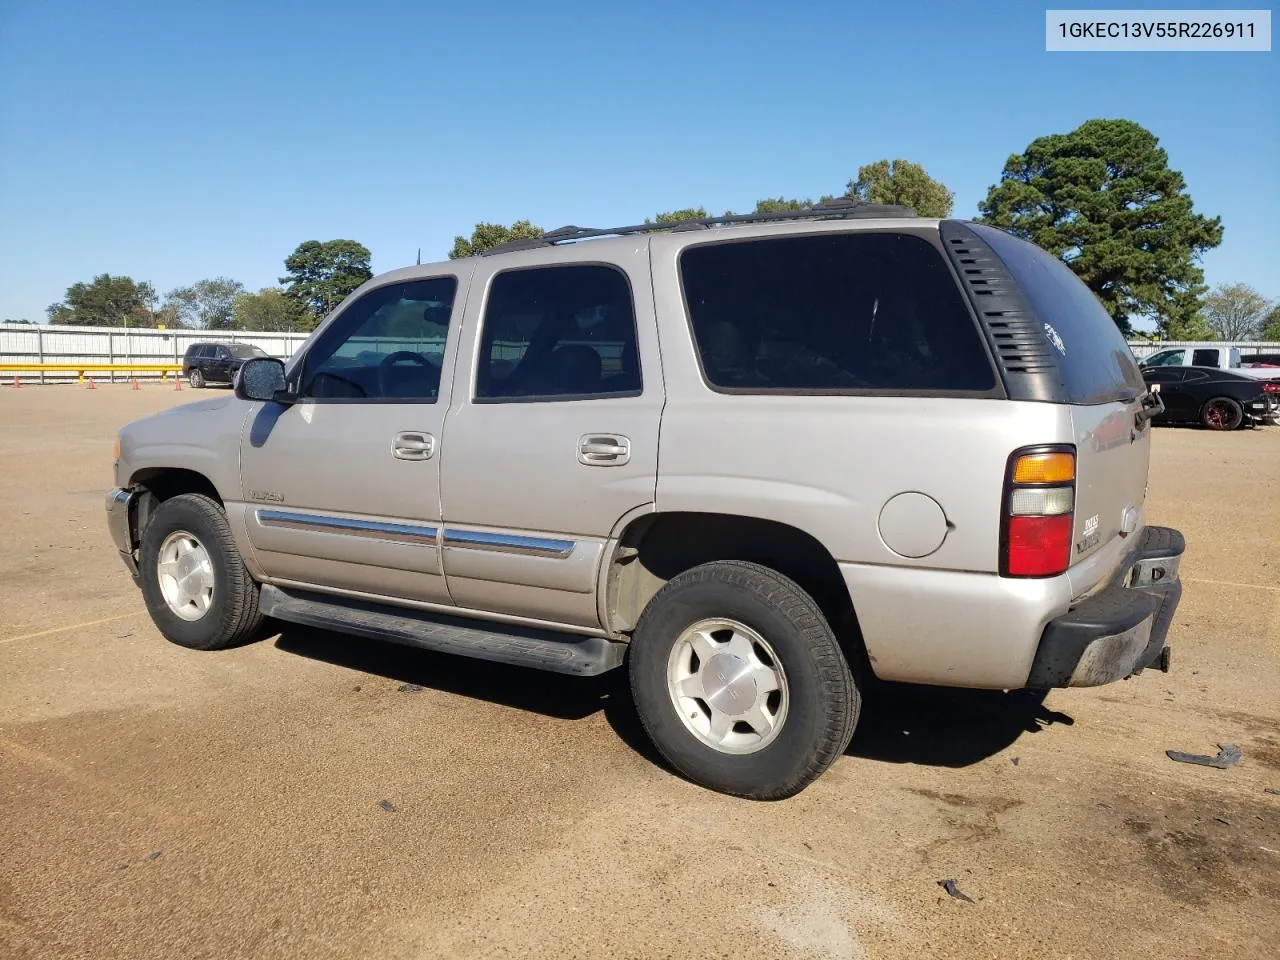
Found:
[481,197,918,255]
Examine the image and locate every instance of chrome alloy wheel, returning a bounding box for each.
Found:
[156,529,215,621]
[666,618,789,754]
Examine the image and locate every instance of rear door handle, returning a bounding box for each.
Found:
[393,431,435,461]
[578,434,631,466]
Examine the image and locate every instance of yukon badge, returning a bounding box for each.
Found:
[249,489,285,503]
[1076,513,1100,554]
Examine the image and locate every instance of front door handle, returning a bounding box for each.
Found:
[578,434,630,466]
[393,431,435,461]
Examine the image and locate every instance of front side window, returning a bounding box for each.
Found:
[300,277,458,401]
[1142,349,1186,367]
[476,264,641,401]
[228,343,267,360]
[679,232,995,393]
[1146,350,1182,371]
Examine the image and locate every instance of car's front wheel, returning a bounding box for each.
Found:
[189,368,205,389]
[628,560,859,800]
[138,493,264,650]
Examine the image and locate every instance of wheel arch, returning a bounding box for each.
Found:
[128,467,224,541]
[605,511,870,674]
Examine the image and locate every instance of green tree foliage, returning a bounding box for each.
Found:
[152,303,183,329]
[647,207,709,224]
[45,274,158,327]
[1201,283,1272,340]
[845,159,953,217]
[280,240,373,328]
[233,287,307,332]
[977,119,1223,336]
[449,221,543,259]
[1161,312,1218,341]
[754,198,813,213]
[164,277,245,330]
[1262,305,1280,341]
[4,318,34,324]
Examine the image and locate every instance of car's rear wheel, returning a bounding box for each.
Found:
[138,493,264,650]
[628,560,859,800]
[189,368,205,389]
[1201,396,1244,430]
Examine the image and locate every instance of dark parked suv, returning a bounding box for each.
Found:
[182,342,269,388]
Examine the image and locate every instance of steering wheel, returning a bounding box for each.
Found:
[377,351,436,398]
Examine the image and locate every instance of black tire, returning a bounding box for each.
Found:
[138,493,264,650]
[1200,396,1244,430]
[628,560,859,800]
[189,368,204,389]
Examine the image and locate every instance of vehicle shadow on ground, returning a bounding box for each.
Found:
[847,681,1074,767]
[274,628,1074,772]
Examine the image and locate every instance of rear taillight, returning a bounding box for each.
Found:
[1263,382,1280,394]
[1001,446,1076,578]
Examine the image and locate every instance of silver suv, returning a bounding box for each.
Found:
[106,201,1184,799]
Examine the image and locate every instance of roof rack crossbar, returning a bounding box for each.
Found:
[481,199,918,255]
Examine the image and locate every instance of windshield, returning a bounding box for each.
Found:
[227,344,267,359]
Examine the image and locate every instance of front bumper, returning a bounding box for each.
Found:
[1025,525,1184,688]
[106,487,141,582]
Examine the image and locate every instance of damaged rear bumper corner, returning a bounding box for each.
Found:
[1025,525,1184,689]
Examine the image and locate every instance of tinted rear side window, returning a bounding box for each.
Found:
[1191,348,1219,366]
[476,264,641,401]
[969,224,1146,405]
[679,232,995,393]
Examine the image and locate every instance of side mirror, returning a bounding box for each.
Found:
[235,357,294,404]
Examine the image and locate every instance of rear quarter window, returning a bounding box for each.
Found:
[969,224,1146,405]
[678,231,997,394]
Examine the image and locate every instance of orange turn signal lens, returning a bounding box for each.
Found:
[1012,452,1075,485]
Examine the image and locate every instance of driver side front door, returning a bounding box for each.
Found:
[235,270,467,606]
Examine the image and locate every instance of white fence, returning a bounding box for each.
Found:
[0,324,310,383]
[2,323,1279,384]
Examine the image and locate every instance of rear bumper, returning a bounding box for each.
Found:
[106,487,141,582]
[1245,395,1274,423]
[1025,525,1184,688]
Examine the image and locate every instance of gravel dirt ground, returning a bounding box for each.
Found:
[2,384,1278,960]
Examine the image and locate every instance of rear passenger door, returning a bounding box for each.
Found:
[210,346,233,382]
[439,249,664,628]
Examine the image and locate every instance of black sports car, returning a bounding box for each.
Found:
[1142,365,1277,430]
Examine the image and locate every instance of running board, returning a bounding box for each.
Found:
[259,585,627,677]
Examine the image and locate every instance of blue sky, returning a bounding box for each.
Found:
[1,0,1276,327]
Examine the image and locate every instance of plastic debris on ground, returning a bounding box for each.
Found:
[1165,744,1241,769]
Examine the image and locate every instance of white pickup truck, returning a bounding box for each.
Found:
[1138,345,1280,380]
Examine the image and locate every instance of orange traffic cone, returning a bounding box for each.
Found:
[10,375,19,389]
[131,377,140,391]
[86,376,96,390]
[174,375,183,391]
